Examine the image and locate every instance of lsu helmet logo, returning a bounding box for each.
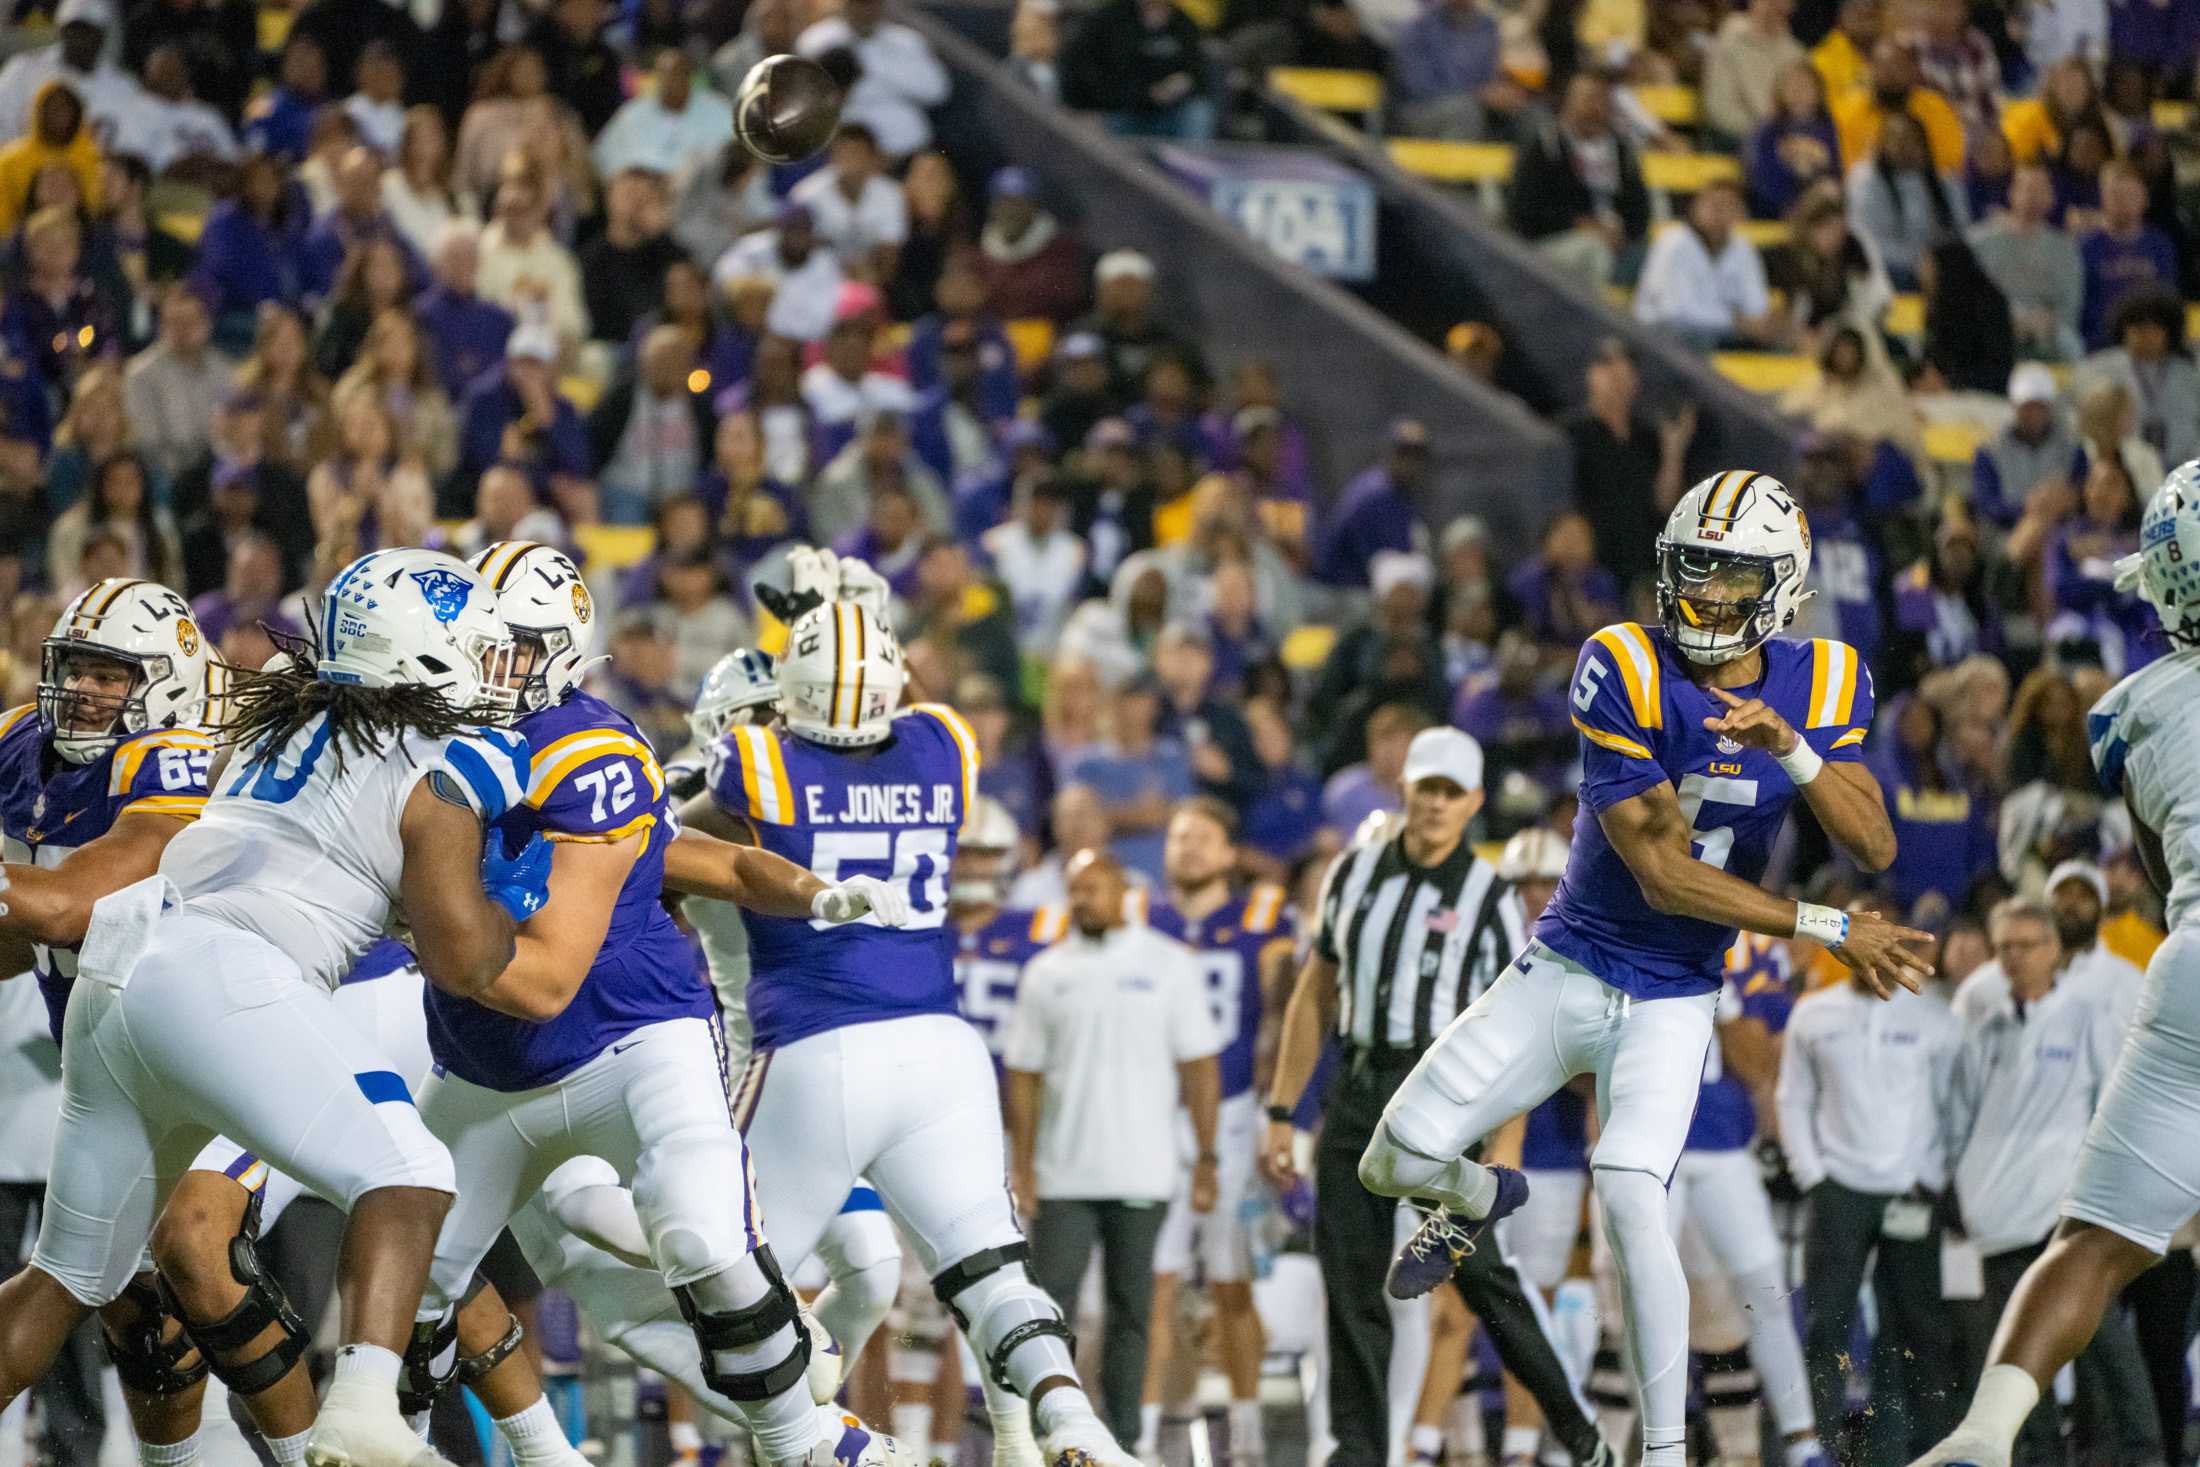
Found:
[411,568,473,624]
[571,581,592,625]
[175,618,200,656]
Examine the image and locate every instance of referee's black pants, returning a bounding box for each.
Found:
[1316,1052,1602,1467]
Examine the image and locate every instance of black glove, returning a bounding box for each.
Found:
[1757,1137,1801,1203]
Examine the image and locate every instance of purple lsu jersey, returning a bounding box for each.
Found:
[709,703,979,1051]
[1539,624,1874,998]
[1142,886,1296,1100]
[1685,932,1796,1152]
[425,690,707,1091]
[0,704,212,1041]
[956,905,1065,1055]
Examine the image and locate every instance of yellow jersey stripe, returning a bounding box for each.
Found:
[1808,640,1857,728]
[111,731,216,795]
[529,734,665,807]
[546,810,657,844]
[735,725,769,822]
[1830,727,1867,750]
[1589,625,1661,731]
[1831,642,1857,725]
[760,728,793,820]
[913,702,981,811]
[1573,717,1654,760]
[119,794,207,817]
[0,703,33,742]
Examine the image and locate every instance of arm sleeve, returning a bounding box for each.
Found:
[430,726,534,824]
[1774,1013,1826,1190]
[1567,629,1669,813]
[111,730,216,819]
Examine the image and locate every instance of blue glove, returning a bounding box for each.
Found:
[481,830,553,924]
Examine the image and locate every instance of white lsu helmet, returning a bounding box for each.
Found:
[690,647,779,746]
[40,578,213,764]
[467,541,604,714]
[317,548,520,719]
[1656,470,1815,665]
[953,795,1021,905]
[777,600,909,748]
[2118,459,2200,646]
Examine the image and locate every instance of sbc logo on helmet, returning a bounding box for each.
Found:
[176,618,200,656]
[571,581,592,625]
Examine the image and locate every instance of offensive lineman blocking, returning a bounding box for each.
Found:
[1358,474,1932,1467]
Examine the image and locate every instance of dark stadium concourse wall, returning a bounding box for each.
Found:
[1255,93,1799,484]
[900,6,1572,555]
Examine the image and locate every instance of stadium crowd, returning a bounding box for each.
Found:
[0,0,2197,1463]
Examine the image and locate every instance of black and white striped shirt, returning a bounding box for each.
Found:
[1314,834,1524,1054]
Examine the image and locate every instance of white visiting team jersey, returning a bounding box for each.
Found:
[2091,647,2200,931]
[161,712,531,991]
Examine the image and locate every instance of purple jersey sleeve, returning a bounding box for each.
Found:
[529,729,667,841]
[1568,626,1670,813]
[109,729,216,819]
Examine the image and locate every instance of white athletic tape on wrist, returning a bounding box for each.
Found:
[1775,738,1824,786]
[1793,902,1848,948]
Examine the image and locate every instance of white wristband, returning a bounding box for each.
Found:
[1775,737,1825,786]
[1794,902,1849,948]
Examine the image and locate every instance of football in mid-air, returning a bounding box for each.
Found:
[735,54,843,164]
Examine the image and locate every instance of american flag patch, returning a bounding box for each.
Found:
[1426,908,1458,933]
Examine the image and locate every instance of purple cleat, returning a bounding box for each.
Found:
[1384,1166,1530,1299]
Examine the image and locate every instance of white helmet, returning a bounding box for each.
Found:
[953,795,1021,905]
[690,647,779,746]
[467,541,603,713]
[2119,459,2200,646]
[1496,827,1569,882]
[40,579,213,764]
[777,600,908,748]
[1656,471,1816,665]
[316,548,520,720]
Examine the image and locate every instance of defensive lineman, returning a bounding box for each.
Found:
[412,541,914,1467]
[0,547,551,1467]
[693,593,1135,1467]
[1912,461,2200,1467]
[1360,474,1931,1467]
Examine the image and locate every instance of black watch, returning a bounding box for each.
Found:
[1265,1103,1294,1124]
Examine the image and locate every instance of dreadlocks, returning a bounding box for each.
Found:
[218,624,500,774]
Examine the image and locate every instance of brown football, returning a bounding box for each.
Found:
[735,54,844,165]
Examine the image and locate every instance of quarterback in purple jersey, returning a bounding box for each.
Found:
[1137,797,1295,1464]
[690,575,1138,1467]
[412,541,917,1467]
[1358,473,1931,1467]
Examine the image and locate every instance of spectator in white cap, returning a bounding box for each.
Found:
[0,0,142,147]
[1950,860,2142,1037]
[1970,363,2076,527]
[1071,248,1204,401]
[455,316,592,495]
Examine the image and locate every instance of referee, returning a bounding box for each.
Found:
[1260,728,1610,1467]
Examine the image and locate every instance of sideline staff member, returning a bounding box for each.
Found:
[1260,728,1610,1467]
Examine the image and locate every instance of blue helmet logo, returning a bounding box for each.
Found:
[411,568,473,624]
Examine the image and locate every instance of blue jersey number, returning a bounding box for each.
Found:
[810,830,950,931]
[1677,773,1758,871]
[227,720,333,804]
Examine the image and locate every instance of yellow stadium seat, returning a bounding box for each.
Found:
[1641,151,1743,193]
[1653,218,1789,247]
[157,209,205,245]
[1269,68,1385,114]
[559,374,603,414]
[1713,352,1815,393]
[573,524,656,572]
[1386,139,1515,184]
[1634,84,1700,127]
[1005,318,1055,373]
[2154,100,2194,130]
[1924,421,1985,465]
[1884,294,1924,337]
[1280,624,1338,671]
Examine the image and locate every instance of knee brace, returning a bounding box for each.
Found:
[399,1272,498,1415]
[931,1242,1076,1396]
[104,1276,210,1398]
[163,1193,308,1398]
[672,1243,811,1402]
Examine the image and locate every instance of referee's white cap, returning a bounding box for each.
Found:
[1402,727,1484,793]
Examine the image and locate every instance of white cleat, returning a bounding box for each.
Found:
[1906,1432,2012,1467]
[801,1407,930,1467]
[1041,1416,1141,1467]
[304,1392,456,1467]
